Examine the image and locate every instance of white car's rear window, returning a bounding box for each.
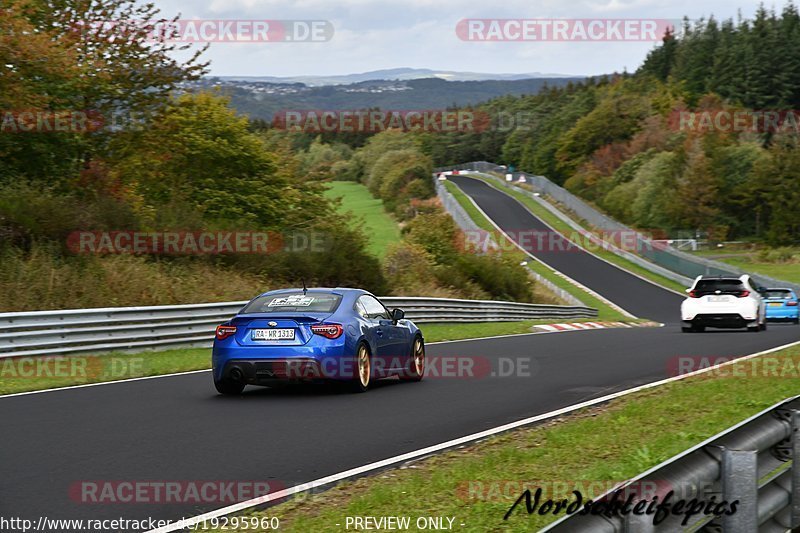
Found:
[693,280,745,295]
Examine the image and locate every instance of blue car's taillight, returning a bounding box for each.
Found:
[310,323,343,339]
[215,325,237,340]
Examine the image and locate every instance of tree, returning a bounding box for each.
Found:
[111,93,295,228]
[2,0,208,183]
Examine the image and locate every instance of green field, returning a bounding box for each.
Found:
[206,342,800,532]
[323,181,402,258]
[693,250,800,285]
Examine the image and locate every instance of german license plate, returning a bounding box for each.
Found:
[251,328,295,340]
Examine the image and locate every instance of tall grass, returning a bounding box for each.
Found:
[0,245,270,311]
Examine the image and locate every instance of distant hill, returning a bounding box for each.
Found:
[192,76,585,120]
[217,67,581,86]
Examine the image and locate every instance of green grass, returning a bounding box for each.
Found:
[323,181,402,258]
[470,176,687,294]
[692,251,800,285]
[0,346,211,395]
[444,180,628,322]
[1,320,627,396]
[208,343,800,532]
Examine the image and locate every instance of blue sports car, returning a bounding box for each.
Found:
[763,288,800,324]
[212,288,425,394]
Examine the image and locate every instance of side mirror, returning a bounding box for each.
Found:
[391,308,405,323]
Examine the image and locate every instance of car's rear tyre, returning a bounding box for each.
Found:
[214,378,245,395]
[793,318,799,325]
[747,324,760,332]
[400,336,425,382]
[681,326,693,333]
[350,343,371,393]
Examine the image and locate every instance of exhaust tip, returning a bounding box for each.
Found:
[229,367,244,382]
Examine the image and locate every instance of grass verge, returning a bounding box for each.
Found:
[444,181,628,322]
[0,319,620,396]
[206,341,800,532]
[692,251,800,285]
[324,181,402,258]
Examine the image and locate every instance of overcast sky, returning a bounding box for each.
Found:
[155,0,785,77]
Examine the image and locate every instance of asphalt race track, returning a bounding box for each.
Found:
[448,175,682,322]
[3,180,798,527]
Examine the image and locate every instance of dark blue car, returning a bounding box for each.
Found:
[212,288,425,394]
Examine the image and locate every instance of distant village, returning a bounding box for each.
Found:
[191,78,414,96]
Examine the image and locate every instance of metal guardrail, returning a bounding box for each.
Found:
[0,297,597,358]
[542,396,800,532]
[439,162,800,294]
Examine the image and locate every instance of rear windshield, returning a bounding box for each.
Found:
[694,279,745,295]
[241,293,342,314]
[764,289,792,299]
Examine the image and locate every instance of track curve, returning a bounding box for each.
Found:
[448,175,682,323]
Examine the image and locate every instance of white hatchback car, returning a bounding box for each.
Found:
[681,275,767,333]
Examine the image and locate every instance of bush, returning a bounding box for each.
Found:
[0,244,267,311]
[0,182,141,250]
[404,212,460,264]
[453,253,535,302]
[756,247,800,264]
[383,242,459,297]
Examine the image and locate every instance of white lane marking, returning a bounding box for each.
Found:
[0,369,212,399]
[0,327,604,399]
[147,339,800,533]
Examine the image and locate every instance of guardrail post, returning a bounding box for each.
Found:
[791,410,800,528]
[721,448,758,532]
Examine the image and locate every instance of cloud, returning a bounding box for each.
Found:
[153,0,768,76]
